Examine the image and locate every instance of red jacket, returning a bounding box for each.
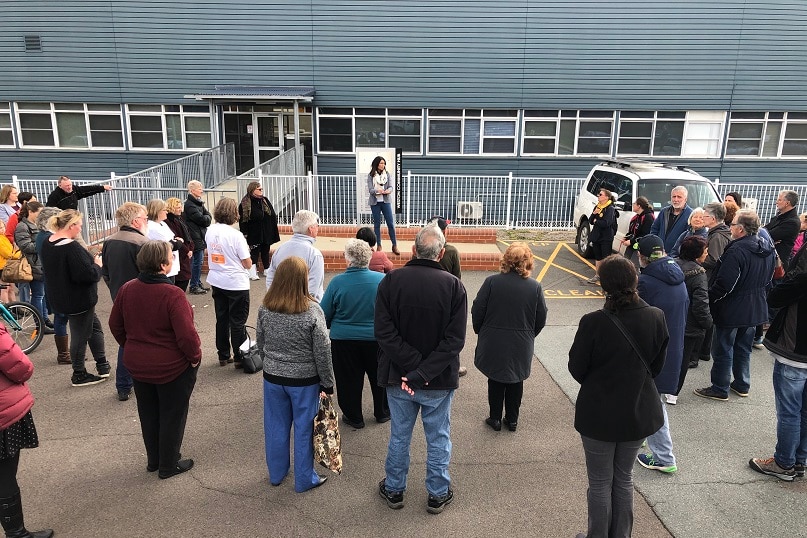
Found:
[0,325,34,430]
[109,275,202,384]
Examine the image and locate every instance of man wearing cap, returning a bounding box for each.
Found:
[695,209,776,401]
[636,234,688,474]
[650,186,692,254]
[431,217,466,377]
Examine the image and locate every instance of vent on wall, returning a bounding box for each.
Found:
[24,35,42,53]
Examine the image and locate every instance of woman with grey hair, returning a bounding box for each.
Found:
[669,207,708,258]
[320,238,389,428]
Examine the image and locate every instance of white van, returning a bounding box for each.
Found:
[572,159,722,256]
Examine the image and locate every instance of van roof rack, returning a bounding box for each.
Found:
[600,159,698,175]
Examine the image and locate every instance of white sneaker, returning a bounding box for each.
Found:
[248,265,259,280]
[665,394,678,405]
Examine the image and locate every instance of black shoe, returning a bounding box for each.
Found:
[310,474,328,490]
[376,415,391,424]
[378,479,404,509]
[234,360,244,369]
[158,458,194,479]
[71,371,106,387]
[502,417,517,432]
[96,361,112,378]
[342,415,365,429]
[43,317,55,329]
[485,417,502,431]
[688,360,699,369]
[189,287,207,295]
[146,463,158,472]
[200,284,211,291]
[42,326,55,335]
[694,387,728,401]
[117,389,132,401]
[699,355,711,362]
[427,488,454,514]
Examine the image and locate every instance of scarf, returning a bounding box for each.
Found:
[137,272,173,285]
[593,198,612,218]
[240,195,274,222]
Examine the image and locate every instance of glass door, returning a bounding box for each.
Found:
[254,114,282,166]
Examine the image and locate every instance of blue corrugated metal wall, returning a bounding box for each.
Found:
[2,1,807,180]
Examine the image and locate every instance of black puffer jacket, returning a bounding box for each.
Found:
[763,271,807,364]
[184,194,211,252]
[674,258,712,339]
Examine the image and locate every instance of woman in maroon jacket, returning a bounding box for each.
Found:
[109,241,202,480]
[0,325,53,537]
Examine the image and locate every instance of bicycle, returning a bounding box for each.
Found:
[0,286,44,354]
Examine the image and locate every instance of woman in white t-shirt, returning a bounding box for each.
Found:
[145,199,181,280]
[205,197,252,368]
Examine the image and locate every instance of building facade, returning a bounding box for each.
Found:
[2,0,807,182]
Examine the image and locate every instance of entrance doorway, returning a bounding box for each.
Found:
[255,114,282,165]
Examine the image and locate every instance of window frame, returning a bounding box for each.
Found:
[521,110,615,157]
[616,111,724,159]
[126,104,212,152]
[0,103,15,148]
[425,109,519,156]
[316,108,423,155]
[14,102,126,150]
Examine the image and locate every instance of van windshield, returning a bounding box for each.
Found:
[637,179,720,211]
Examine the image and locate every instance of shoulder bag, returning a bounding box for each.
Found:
[1,249,33,283]
[600,308,652,375]
[239,325,262,374]
[313,394,342,474]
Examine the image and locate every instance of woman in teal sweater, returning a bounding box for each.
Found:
[321,238,388,429]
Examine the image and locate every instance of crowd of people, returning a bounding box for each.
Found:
[575,185,806,537]
[0,174,805,537]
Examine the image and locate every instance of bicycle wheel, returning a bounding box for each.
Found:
[2,302,44,354]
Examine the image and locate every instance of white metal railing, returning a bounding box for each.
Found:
[714,182,807,225]
[239,145,305,180]
[113,143,236,190]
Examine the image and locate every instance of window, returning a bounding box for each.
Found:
[0,103,13,147]
[15,102,125,149]
[126,104,211,150]
[783,113,807,157]
[427,109,517,155]
[616,111,723,158]
[522,110,614,156]
[726,112,807,158]
[317,108,422,154]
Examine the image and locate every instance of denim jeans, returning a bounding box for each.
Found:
[384,385,454,497]
[645,395,676,467]
[581,435,643,538]
[28,279,48,321]
[263,380,321,492]
[710,325,755,396]
[17,282,30,303]
[53,312,68,337]
[773,359,807,469]
[370,202,397,248]
[190,249,205,289]
[116,345,133,393]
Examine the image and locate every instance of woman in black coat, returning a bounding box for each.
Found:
[621,195,655,268]
[238,181,280,279]
[569,254,668,538]
[164,197,194,292]
[472,242,547,432]
[673,236,713,398]
[586,188,617,284]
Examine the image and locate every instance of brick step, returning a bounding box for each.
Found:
[319,249,501,272]
[278,225,497,244]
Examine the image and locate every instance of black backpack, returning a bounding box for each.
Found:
[611,206,619,233]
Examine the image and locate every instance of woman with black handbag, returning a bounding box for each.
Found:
[569,255,669,538]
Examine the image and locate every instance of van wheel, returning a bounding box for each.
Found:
[576,220,593,258]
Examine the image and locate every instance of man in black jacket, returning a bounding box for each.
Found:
[46,175,112,210]
[184,180,212,295]
[375,224,467,515]
[101,202,149,401]
[749,270,807,481]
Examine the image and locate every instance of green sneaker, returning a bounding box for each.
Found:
[637,453,677,473]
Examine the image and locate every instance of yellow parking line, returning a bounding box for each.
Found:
[535,241,562,282]
[562,242,597,271]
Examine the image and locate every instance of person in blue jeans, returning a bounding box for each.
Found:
[749,269,807,481]
[366,156,400,256]
[184,180,212,295]
[695,209,776,402]
[375,225,467,514]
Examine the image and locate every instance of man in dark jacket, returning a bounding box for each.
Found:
[101,202,149,401]
[650,186,693,254]
[431,216,467,377]
[749,270,807,481]
[764,190,801,267]
[695,209,776,401]
[184,180,212,295]
[697,202,733,362]
[375,224,467,514]
[46,175,112,210]
[637,235,689,474]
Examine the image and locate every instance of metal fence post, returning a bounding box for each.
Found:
[405,171,412,226]
[505,172,513,229]
[11,176,19,189]
[306,172,315,213]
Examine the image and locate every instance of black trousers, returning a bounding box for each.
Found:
[331,339,389,422]
[250,244,271,272]
[487,379,524,422]
[211,286,249,361]
[133,365,198,473]
[0,453,20,497]
[676,333,705,395]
